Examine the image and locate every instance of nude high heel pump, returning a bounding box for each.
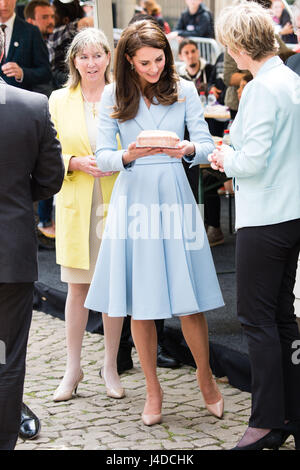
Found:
[204,396,224,419]
[53,369,84,402]
[196,369,224,419]
[100,367,125,399]
[142,412,162,426]
[142,389,163,426]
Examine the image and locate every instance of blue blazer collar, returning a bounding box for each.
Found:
[134,94,171,131]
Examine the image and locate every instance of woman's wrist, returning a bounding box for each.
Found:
[68,156,78,171]
[122,150,134,165]
[186,145,196,157]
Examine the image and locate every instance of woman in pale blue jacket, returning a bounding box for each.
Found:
[85,20,225,426]
[210,1,300,450]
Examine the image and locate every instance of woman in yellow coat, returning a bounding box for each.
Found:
[49,28,124,401]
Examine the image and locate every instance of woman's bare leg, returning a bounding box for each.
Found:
[56,283,90,391]
[131,319,162,415]
[102,313,124,390]
[180,313,222,404]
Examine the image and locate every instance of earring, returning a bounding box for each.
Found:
[131,63,135,71]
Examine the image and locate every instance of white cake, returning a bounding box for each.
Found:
[136,130,180,148]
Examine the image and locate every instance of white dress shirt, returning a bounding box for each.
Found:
[1,13,16,58]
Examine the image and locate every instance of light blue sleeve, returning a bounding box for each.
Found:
[96,85,134,172]
[223,81,276,178]
[181,80,215,167]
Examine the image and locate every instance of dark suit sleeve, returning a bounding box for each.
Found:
[31,96,64,201]
[21,27,52,89]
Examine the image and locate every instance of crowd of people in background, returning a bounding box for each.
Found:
[1,0,299,245]
[271,0,298,43]
[1,0,300,451]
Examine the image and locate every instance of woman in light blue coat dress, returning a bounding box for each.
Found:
[85,20,224,425]
[210,2,300,450]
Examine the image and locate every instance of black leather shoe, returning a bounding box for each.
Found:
[279,422,300,450]
[100,358,133,377]
[117,358,133,375]
[157,345,181,368]
[38,239,55,251]
[116,343,134,375]
[19,403,41,440]
[114,343,181,374]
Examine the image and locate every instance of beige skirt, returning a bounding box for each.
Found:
[61,179,103,284]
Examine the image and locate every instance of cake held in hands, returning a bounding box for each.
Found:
[136,130,180,148]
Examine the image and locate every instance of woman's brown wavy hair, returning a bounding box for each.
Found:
[111,20,179,122]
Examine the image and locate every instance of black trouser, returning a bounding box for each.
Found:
[38,197,53,225]
[202,170,224,228]
[236,219,300,428]
[206,118,228,139]
[0,283,34,450]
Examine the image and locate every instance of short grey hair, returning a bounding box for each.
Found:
[216,1,278,61]
[0,29,4,57]
[65,28,111,89]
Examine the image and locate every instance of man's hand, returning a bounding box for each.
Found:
[280,22,294,36]
[2,62,23,81]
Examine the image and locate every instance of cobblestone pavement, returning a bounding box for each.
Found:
[16,311,295,451]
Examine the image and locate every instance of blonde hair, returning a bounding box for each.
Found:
[65,28,111,89]
[216,1,278,61]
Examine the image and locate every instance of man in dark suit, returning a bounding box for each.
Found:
[0,0,51,91]
[0,29,64,450]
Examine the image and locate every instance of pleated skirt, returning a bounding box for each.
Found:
[85,160,224,319]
